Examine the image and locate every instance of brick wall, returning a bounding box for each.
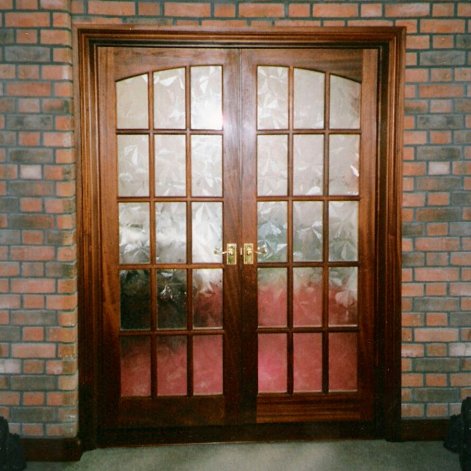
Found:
[0,0,469,438]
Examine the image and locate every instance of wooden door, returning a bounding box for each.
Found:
[95,45,379,433]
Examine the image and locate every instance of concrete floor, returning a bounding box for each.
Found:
[27,440,460,470]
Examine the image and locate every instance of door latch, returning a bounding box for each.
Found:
[214,243,237,265]
[243,243,267,264]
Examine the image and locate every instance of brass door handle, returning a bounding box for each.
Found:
[214,243,237,265]
[243,243,267,264]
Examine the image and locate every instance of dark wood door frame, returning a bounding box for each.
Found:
[76,26,405,450]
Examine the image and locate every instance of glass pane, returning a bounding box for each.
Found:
[258,334,287,393]
[293,201,323,261]
[119,203,150,264]
[154,68,185,129]
[120,336,151,397]
[329,201,358,261]
[258,268,287,327]
[294,68,325,129]
[294,333,322,392]
[257,201,287,262]
[193,269,223,329]
[257,135,288,196]
[156,202,186,263]
[293,267,322,327]
[293,134,324,196]
[192,202,222,264]
[329,333,357,391]
[257,66,288,130]
[157,269,187,330]
[155,134,186,196]
[193,335,223,395]
[157,336,187,396]
[329,134,359,195]
[330,75,360,129]
[120,270,150,330]
[116,74,148,129]
[117,135,149,197]
[191,135,222,197]
[191,66,222,130]
[329,267,358,326]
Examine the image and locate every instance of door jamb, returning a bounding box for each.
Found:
[75,26,405,450]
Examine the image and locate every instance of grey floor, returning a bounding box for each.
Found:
[27,440,460,470]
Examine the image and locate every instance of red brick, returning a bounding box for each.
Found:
[288,3,310,17]
[40,30,71,45]
[23,392,45,406]
[421,19,466,34]
[239,3,284,18]
[313,3,358,17]
[415,328,459,342]
[11,278,55,294]
[385,3,429,17]
[16,29,38,44]
[10,246,55,261]
[12,343,56,358]
[88,0,135,15]
[458,3,471,16]
[214,3,235,17]
[164,2,211,17]
[46,294,77,310]
[5,12,50,27]
[419,84,465,98]
[7,82,51,97]
[23,327,45,342]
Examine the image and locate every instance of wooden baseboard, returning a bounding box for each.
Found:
[400,419,449,441]
[23,438,82,462]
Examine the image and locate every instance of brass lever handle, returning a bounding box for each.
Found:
[214,243,237,265]
[243,243,267,264]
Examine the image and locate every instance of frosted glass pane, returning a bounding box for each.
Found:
[257,66,288,130]
[192,202,222,263]
[329,333,357,391]
[116,74,148,129]
[294,68,325,129]
[293,201,323,261]
[329,267,358,326]
[120,336,151,397]
[329,201,358,261]
[257,202,287,262]
[258,268,287,327]
[118,135,149,197]
[120,270,150,330]
[119,203,150,264]
[191,66,222,130]
[258,334,287,393]
[157,269,187,330]
[293,134,324,196]
[293,267,322,327]
[154,68,185,129]
[294,333,322,392]
[257,135,287,196]
[193,269,223,328]
[191,135,222,197]
[157,336,187,396]
[155,134,186,196]
[156,202,186,263]
[329,134,359,195]
[193,335,223,395]
[330,75,360,129]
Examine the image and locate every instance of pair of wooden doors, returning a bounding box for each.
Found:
[79,28,404,443]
